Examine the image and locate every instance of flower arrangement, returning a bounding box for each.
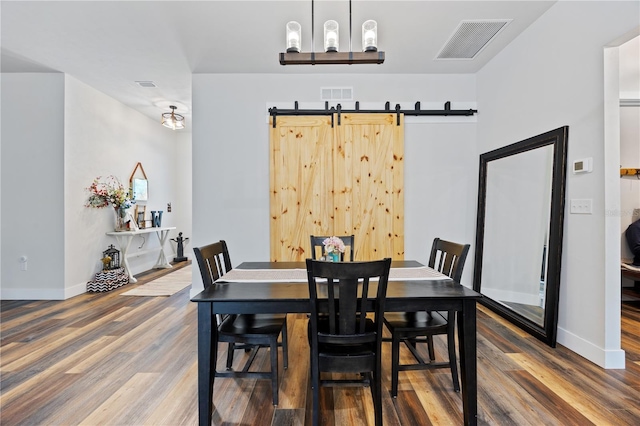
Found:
[323,236,345,254]
[85,175,135,210]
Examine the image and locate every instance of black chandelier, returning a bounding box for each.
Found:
[280,0,385,66]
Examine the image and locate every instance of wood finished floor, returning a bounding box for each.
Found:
[2,264,640,426]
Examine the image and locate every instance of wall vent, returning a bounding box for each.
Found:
[436,19,511,60]
[321,87,353,101]
[135,80,158,88]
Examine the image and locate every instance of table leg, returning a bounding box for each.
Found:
[198,302,217,426]
[154,229,173,269]
[457,299,478,426]
[114,234,137,283]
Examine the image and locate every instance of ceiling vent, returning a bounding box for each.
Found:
[436,19,511,60]
[321,87,353,101]
[135,80,157,88]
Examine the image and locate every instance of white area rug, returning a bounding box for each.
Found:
[121,266,191,296]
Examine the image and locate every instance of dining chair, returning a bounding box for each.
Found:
[306,257,392,426]
[193,240,288,405]
[383,237,470,397]
[310,235,355,261]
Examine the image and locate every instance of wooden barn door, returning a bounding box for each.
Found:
[270,114,404,261]
[333,113,404,260]
[270,116,334,261]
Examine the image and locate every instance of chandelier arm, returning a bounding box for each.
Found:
[349,0,352,53]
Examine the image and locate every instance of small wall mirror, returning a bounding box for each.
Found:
[473,126,568,347]
[132,178,148,201]
[129,162,148,202]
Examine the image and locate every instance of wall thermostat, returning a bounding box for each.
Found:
[573,158,592,174]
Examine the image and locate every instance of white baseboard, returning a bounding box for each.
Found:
[0,287,66,300]
[65,281,89,299]
[1,281,89,301]
[557,326,626,369]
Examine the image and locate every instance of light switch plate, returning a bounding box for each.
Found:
[570,199,592,214]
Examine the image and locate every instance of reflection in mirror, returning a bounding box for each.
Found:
[482,145,553,327]
[132,178,148,201]
[473,127,568,347]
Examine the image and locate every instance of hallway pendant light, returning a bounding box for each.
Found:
[161,105,185,130]
[280,0,384,65]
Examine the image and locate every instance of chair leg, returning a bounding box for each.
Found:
[311,364,320,426]
[447,318,460,392]
[373,358,383,426]
[391,333,400,398]
[282,317,289,369]
[226,342,235,370]
[427,335,436,361]
[270,338,279,406]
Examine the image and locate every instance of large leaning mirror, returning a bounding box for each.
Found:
[473,126,568,347]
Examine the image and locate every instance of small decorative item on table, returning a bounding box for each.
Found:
[102,244,121,269]
[114,207,128,231]
[85,175,135,231]
[323,236,345,262]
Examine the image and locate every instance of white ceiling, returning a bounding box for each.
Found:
[1,1,561,124]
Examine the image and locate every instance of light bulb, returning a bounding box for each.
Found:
[362,20,378,52]
[286,21,301,53]
[324,20,339,52]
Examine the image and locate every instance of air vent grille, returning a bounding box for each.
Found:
[436,19,511,60]
[321,87,353,101]
[135,81,158,88]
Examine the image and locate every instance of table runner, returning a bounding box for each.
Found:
[215,266,449,283]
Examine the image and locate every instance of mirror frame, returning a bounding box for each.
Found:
[473,126,568,347]
[129,162,148,202]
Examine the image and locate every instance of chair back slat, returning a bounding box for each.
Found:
[306,258,391,345]
[194,240,233,288]
[359,278,371,334]
[428,238,470,282]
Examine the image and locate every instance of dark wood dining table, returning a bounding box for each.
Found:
[191,260,482,426]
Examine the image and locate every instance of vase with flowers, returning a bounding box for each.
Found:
[323,236,345,262]
[86,175,135,231]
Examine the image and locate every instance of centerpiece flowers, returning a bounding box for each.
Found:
[323,236,345,262]
[85,175,135,231]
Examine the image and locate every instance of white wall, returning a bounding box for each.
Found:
[1,73,65,299]
[1,73,188,300]
[64,75,184,298]
[172,130,193,260]
[476,1,640,368]
[192,73,477,294]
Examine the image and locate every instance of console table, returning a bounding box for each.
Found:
[106,226,176,283]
